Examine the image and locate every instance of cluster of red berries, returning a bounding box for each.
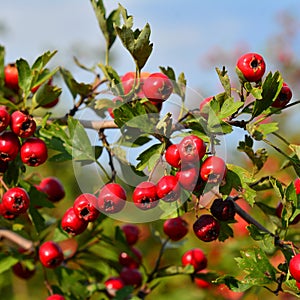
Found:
[105,224,143,297]
[108,71,173,118]
[0,107,48,169]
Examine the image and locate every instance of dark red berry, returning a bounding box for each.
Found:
[200,156,227,183]
[175,165,199,191]
[0,160,8,173]
[2,187,30,215]
[97,183,127,214]
[118,247,142,269]
[46,295,65,300]
[142,72,173,103]
[73,193,99,222]
[193,214,220,242]
[4,63,19,90]
[163,216,188,241]
[20,137,48,166]
[10,111,36,138]
[61,207,88,236]
[37,177,65,202]
[120,267,143,288]
[289,254,300,282]
[236,52,266,82]
[272,82,292,108]
[210,198,235,221]
[178,135,206,164]
[121,224,140,245]
[156,175,181,202]
[181,248,207,272]
[105,276,125,297]
[38,241,64,269]
[0,107,11,132]
[165,144,181,169]
[12,262,36,279]
[0,131,21,162]
[132,181,159,210]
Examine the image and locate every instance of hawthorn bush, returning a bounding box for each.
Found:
[1,1,300,300]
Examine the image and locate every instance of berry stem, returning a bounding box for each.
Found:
[0,176,9,191]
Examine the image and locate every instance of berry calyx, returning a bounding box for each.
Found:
[118,247,142,269]
[121,224,140,245]
[289,254,300,282]
[46,294,65,300]
[165,144,181,169]
[132,181,159,210]
[236,52,266,82]
[272,82,292,108]
[20,137,48,166]
[178,135,206,164]
[181,248,207,272]
[73,193,99,222]
[4,63,19,90]
[163,216,188,241]
[10,111,37,138]
[61,207,89,236]
[193,214,220,242]
[38,241,64,269]
[210,198,236,221]
[97,183,127,214]
[0,107,11,132]
[0,131,21,162]
[142,72,173,103]
[2,187,30,215]
[120,267,143,288]
[37,177,65,202]
[200,156,227,183]
[156,175,181,202]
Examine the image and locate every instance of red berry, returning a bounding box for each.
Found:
[236,52,266,82]
[0,131,21,162]
[132,181,159,210]
[295,178,300,195]
[121,224,140,245]
[121,71,137,95]
[142,72,173,103]
[175,165,199,191]
[199,96,213,119]
[163,216,188,241]
[38,177,65,202]
[0,202,17,220]
[195,273,211,289]
[118,247,142,269]
[20,137,48,166]
[2,187,30,215]
[73,193,99,222]
[10,111,36,138]
[296,281,300,290]
[272,82,292,108]
[210,198,235,221]
[178,135,206,164]
[61,207,88,236]
[38,241,64,269]
[289,254,300,282]
[4,63,19,90]
[156,175,181,202]
[0,107,11,132]
[165,144,181,169]
[193,214,220,242]
[105,276,125,297]
[46,294,65,300]
[120,267,143,287]
[181,248,207,272]
[200,156,227,183]
[97,183,127,214]
[12,262,36,279]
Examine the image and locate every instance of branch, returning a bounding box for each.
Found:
[0,229,35,252]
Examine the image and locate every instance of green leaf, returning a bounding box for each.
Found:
[16,58,31,94]
[218,221,234,242]
[0,254,18,274]
[216,66,231,97]
[215,275,252,292]
[219,97,244,119]
[0,45,5,88]
[28,206,47,233]
[0,97,19,110]
[136,143,164,171]
[98,64,122,95]
[31,50,57,72]
[29,186,55,209]
[244,82,263,99]
[246,122,278,141]
[32,83,61,109]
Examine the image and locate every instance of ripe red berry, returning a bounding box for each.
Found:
[295,178,300,195]
[118,247,142,269]
[73,193,99,222]
[163,216,188,241]
[236,52,266,82]
[20,137,48,166]
[156,175,181,202]
[105,276,125,297]
[4,63,19,90]
[0,202,17,220]
[97,183,127,214]
[46,294,65,300]
[200,156,227,183]
[194,271,211,289]
[61,207,89,236]
[121,224,140,245]
[0,107,11,132]
[38,241,64,269]
[165,144,181,169]
[193,214,220,242]
[120,267,143,287]
[142,72,173,103]
[175,165,199,191]
[199,96,213,119]
[38,177,65,202]
[289,254,300,282]
[132,181,159,210]
[0,131,21,162]
[181,248,207,272]
[296,281,300,290]
[10,111,36,138]
[210,198,235,221]
[272,82,292,108]
[121,71,137,95]
[12,262,36,279]
[178,135,206,164]
[2,187,30,215]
